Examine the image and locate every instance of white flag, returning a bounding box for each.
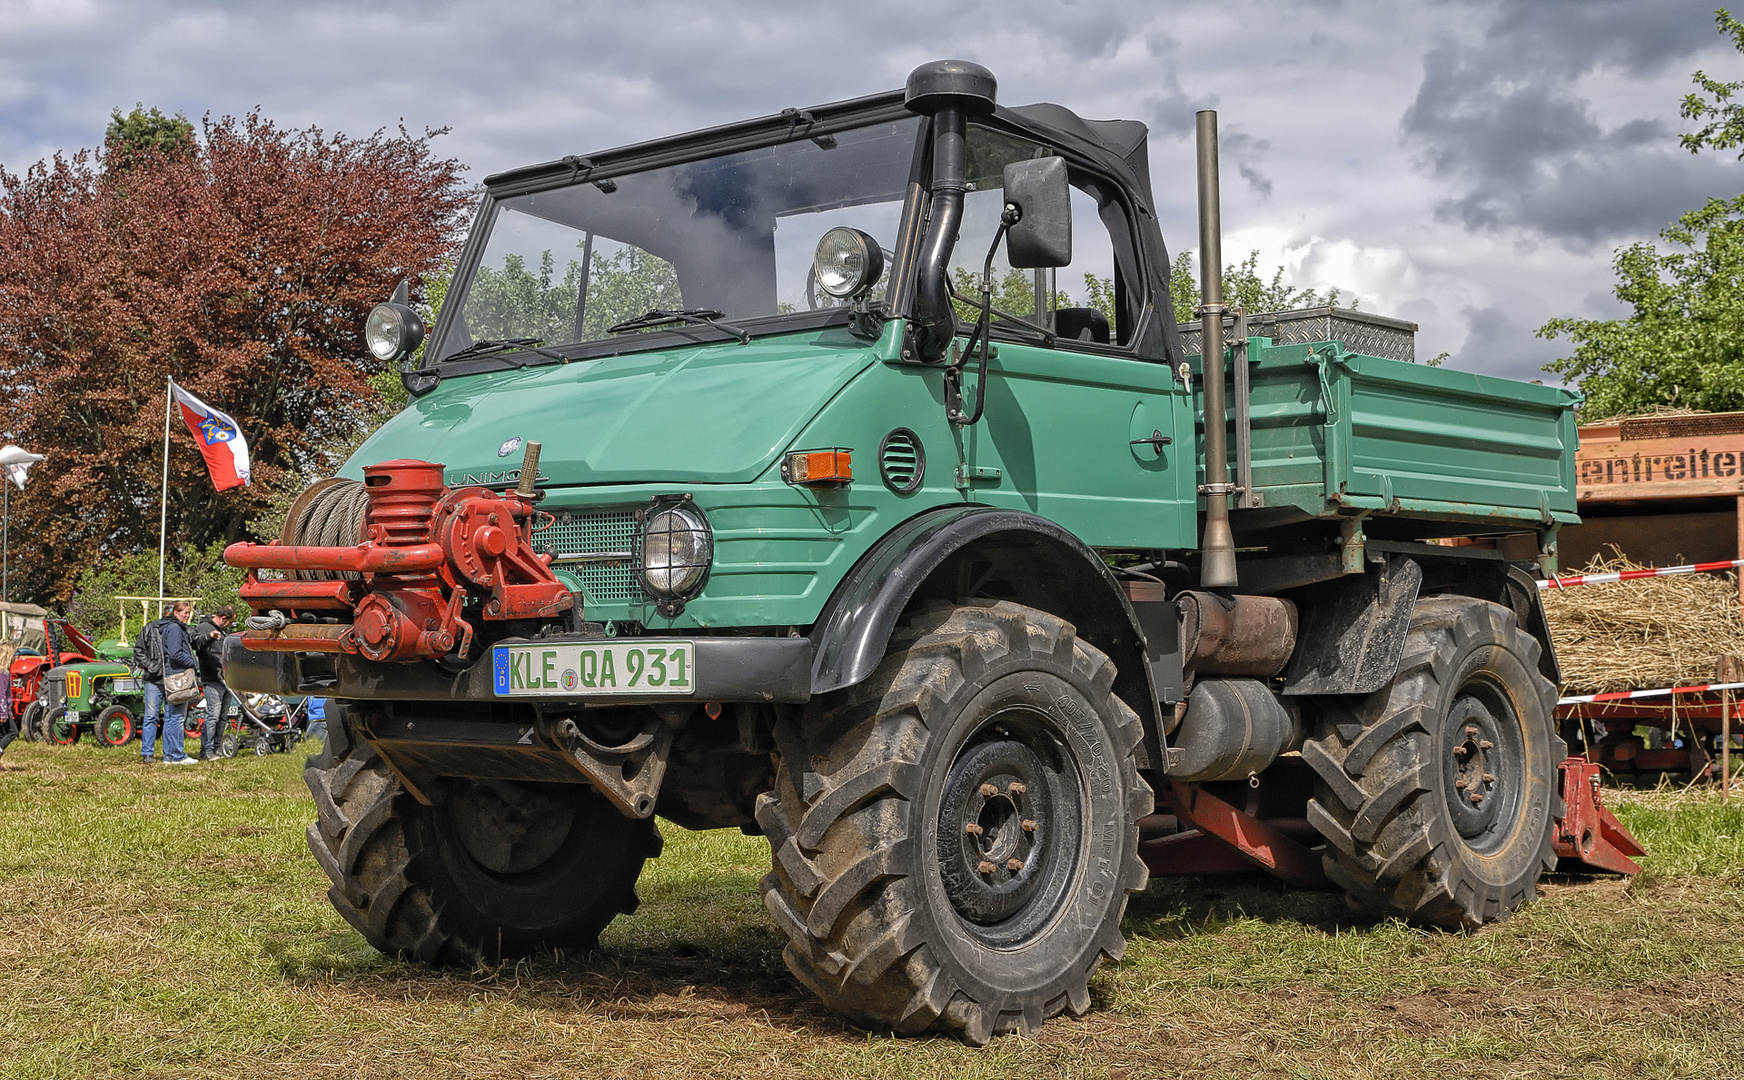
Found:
[0,445,43,491]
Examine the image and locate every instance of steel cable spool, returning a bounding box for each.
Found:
[279,478,369,581]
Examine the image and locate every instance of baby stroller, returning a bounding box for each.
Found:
[215,693,308,757]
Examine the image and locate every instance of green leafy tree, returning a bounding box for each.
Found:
[1168,250,1350,323]
[1541,10,1744,417]
[1682,9,1744,156]
[103,104,195,172]
[461,245,681,344]
[64,542,244,644]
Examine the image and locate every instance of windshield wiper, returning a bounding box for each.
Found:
[444,337,571,364]
[607,309,750,345]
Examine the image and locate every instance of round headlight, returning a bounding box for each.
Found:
[365,302,426,363]
[813,227,885,300]
[642,505,712,601]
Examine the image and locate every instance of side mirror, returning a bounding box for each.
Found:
[1002,157,1072,268]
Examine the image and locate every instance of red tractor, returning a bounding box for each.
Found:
[0,603,99,741]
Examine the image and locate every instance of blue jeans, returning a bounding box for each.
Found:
[200,680,234,758]
[141,679,189,762]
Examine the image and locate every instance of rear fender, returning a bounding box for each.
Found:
[809,505,1166,768]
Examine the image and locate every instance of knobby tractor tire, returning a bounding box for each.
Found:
[94,705,136,747]
[304,709,663,964]
[20,703,42,743]
[44,706,79,746]
[1302,595,1565,929]
[757,600,1152,1044]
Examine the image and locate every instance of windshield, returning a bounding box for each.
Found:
[439,117,923,360]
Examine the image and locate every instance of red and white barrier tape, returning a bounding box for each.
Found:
[1557,681,1744,707]
[1538,557,1744,590]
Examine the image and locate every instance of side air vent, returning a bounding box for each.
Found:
[879,428,925,493]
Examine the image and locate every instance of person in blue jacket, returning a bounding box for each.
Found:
[136,600,200,765]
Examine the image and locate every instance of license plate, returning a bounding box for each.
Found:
[492,640,694,697]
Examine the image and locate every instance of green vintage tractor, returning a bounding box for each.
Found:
[40,643,146,746]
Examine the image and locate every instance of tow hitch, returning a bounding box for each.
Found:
[223,446,572,663]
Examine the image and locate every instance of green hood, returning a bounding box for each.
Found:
[345,330,877,486]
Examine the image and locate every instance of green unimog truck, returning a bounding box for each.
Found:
[225,61,1589,1043]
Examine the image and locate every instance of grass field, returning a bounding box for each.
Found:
[0,741,1740,1079]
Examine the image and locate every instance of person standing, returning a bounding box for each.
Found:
[193,605,235,760]
[136,600,199,765]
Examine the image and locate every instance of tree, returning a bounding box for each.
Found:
[0,111,469,603]
[1681,9,1744,156]
[1167,250,1351,324]
[1541,10,1744,418]
[104,105,195,172]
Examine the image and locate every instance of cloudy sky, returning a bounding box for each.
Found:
[2,0,1738,383]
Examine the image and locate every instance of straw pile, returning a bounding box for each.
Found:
[1541,550,1744,693]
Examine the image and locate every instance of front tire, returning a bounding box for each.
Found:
[44,706,80,746]
[305,707,663,963]
[758,601,1152,1044]
[20,703,43,743]
[1303,596,1564,929]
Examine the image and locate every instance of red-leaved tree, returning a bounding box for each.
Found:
[0,112,469,602]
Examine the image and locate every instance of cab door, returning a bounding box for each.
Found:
[947,126,1195,550]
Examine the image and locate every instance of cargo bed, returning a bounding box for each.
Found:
[1188,309,1581,540]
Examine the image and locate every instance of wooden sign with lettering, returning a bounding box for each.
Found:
[1577,412,1744,501]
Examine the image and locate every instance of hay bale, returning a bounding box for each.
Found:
[1542,550,1744,693]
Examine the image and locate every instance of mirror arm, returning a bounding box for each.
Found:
[944,214,1014,427]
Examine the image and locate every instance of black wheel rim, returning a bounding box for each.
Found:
[935,707,1084,949]
[1440,677,1526,854]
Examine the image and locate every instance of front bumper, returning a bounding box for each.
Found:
[222,632,814,704]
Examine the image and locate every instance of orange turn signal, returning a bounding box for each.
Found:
[781,448,853,486]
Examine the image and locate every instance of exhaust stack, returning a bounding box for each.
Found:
[1196,110,1238,588]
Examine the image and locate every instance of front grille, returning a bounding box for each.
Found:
[44,675,65,708]
[533,508,644,603]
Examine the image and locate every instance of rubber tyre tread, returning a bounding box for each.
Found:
[1303,595,1564,929]
[303,710,662,965]
[20,702,42,743]
[44,706,79,745]
[758,600,1151,1044]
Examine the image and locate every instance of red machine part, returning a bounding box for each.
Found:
[224,459,573,663]
[1141,757,1646,884]
[1553,756,1646,875]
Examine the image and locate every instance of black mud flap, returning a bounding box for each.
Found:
[1280,556,1422,696]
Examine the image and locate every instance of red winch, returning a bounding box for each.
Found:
[223,449,572,663]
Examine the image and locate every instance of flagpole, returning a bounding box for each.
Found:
[158,377,171,620]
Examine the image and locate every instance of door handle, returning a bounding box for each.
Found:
[1129,430,1172,449]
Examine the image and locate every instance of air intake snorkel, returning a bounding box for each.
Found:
[902,59,997,363]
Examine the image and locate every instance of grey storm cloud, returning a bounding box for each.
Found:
[1402,0,1737,246]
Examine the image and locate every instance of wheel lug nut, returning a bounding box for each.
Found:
[1006,859,1024,872]
[1469,792,1484,804]
[1022,819,1038,832]
[1483,773,1496,784]
[978,860,996,875]
[1007,782,1027,796]
[979,783,998,797]
[965,823,983,836]
[1479,740,1494,751]
[1455,778,1468,790]
[1453,746,1469,757]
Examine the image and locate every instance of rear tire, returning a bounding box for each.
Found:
[20,703,42,743]
[94,705,135,747]
[1302,595,1564,929]
[305,706,662,964]
[757,600,1151,1044]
